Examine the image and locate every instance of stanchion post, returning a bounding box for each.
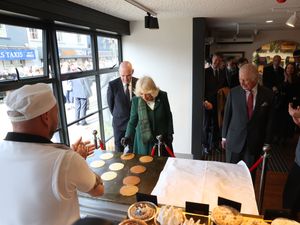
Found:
[92,130,98,149]
[258,144,271,214]
[156,135,162,157]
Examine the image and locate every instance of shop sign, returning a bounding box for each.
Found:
[0,49,36,60]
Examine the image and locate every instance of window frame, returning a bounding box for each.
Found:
[0,14,123,148]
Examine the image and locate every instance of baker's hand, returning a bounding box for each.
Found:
[71,137,95,159]
[203,100,213,110]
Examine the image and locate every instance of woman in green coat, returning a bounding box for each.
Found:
[122,76,174,156]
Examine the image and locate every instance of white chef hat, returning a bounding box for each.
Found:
[5,83,57,122]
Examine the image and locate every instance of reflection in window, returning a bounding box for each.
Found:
[103,108,113,142]
[0,24,44,81]
[100,72,119,108]
[68,113,99,145]
[98,36,118,69]
[28,28,38,40]
[0,24,7,37]
[64,76,97,125]
[57,31,93,73]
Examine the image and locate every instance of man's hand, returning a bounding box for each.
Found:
[221,139,226,150]
[71,137,95,159]
[203,100,213,110]
[120,137,130,146]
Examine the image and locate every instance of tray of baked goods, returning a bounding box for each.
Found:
[118,200,300,225]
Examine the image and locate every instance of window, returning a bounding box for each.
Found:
[0,21,121,151]
[99,72,119,145]
[28,28,38,40]
[57,32,63,42]
[0,24,45,81]
[77,34,82,44]
[0,24,7,37]
[57,31,93,73]
[98,36,119,69]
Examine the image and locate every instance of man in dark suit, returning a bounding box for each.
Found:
[107,61,138,152]
[262,55,284,143]
[225,57,239,89]
[222,63,273,181]
[262,55,284,91]
[202,54,227,155]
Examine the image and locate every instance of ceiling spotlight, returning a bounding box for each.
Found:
[145,12,159,29]
[286,12,297,27]
[266,20,273,23]
[125,0,159,29]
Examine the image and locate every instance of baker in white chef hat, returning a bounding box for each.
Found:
[4,83,93,157]
[5,83,58,138]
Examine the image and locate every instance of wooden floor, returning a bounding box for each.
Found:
[254,171,288,212]
[253,133,299,218]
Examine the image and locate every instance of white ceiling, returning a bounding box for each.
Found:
[69,0,300,35]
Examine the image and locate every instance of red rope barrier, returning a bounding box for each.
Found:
[151,146,156,156]
[249,155,264,172]
[164,144,175,157]
[98,138,105,150]
[150,143,175,157]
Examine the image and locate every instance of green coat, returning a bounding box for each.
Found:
[125,91,174,155]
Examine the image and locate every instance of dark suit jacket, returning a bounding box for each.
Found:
[107,77,138,131]
[222,85,273,154]
[204,67,228,104]
[262,65,284,90]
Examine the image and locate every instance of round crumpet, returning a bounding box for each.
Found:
[130,165,146,174]
[101,171,117,181]
[89,160,105,168]
[121,153,135,160]
[100,152,113,160]
[123,176,141,185]
[109,162,124,171]
[211,205,243,225]
[120,185,139,196]
[139,155,153,163]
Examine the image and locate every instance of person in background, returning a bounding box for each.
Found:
[0,83,104,225]
[107,61,138,152]
[294,49,300,76]
[225,57,239,88]
[262,55,284,91]
[237,57,249,69]
[202,54,228,155]
[283,103,300,221]
[293,50,300,108]
[262,55,285,144]
[273,63,298,144]
[222,64,273,182]
[72,76,92,126]
[122,76,174,156]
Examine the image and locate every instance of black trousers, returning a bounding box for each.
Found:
[113,127,133,153]
[283,162,300,213]
[113,127,126,152]
[202,108,220,149]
